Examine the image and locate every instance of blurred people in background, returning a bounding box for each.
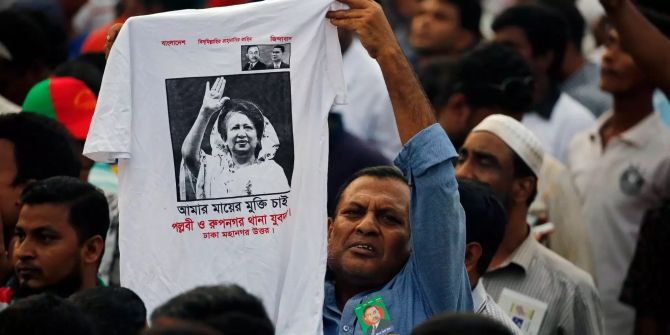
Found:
[409,0,482,68]
[457,114,602,335]
[411,313,513,335]
[540,0,612,117]
[421,42,594,273]
[69,287,147,335]
[151,284,274,335]
[493,4,595,163]
[0,293,95,335]
[567,2,670,334]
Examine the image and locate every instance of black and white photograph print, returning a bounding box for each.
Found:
[241,44,291,71]
[166,72,294,201]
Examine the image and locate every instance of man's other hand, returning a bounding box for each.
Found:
[326,0,401,59]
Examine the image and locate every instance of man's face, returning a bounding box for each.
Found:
[271,48,283,62]
[600,28,648,94]
[364,306,382,325]
[410,0,463,53]
[246,47,260,63]
[494,27,537,72]
[455,132,515,204]
[0,140,24,243]
[13,203,83,296]
[327,176,410,288]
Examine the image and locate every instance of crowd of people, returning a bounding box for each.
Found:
[1,0,669,334]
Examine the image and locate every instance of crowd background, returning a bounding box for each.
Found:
[1,0,670,334]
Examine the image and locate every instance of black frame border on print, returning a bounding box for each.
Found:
[165,72,294,203]
[241,44,291,71]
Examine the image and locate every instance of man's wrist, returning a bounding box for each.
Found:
[375,45,405,64]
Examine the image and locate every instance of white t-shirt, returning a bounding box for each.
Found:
[331,38,402,160]
[523,93,595,164]
[568,112,670,335]
[84,1,346,334]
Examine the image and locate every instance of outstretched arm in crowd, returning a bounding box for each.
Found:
[601,0,670,96]
[328,0,473,313]
[327,0,435,143]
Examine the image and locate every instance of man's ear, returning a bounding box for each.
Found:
[464,242,482,274]
[327,217,334,241]
[81,235,105,265]
[512,176,536,206]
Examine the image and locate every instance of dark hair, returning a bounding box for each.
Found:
[454,43,534,113]
[492,4,568,81]
[69,287,147,335]
[419,58,458,111]
[143,323,221,335]
[539,0,586,51]
[0,10,48,72]
[0,113,80,185]
[0,293,95,335]
[411,313,513,335]
[151,284,274,335]
[53,58,104,96]
[512,152,537,206]
[20,176,110,244]
[137,0,205,11]
[331,166,408,217]
[458,179,507,275]
[217,99,266,157]
[444,0,482,37]
[272,45,285,53]
[246,45,260,53]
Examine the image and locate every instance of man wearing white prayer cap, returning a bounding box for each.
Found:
[456,114,604,335]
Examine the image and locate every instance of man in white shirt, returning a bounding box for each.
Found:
[567,12,670,335]
[492,4,595,163]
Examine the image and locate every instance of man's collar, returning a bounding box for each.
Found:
[589,111,660,148]
[489,229,537,274]
[471,279,487,313]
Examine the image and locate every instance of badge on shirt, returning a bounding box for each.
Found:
[497,288,548,335]
[620,164,645,196]
[354,296,396,335]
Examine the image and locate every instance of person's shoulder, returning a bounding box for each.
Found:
[533,240,596,289]
[554,93,596,123]
[256,62,268,69]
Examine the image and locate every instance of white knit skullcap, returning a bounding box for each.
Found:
[472,114,544,177]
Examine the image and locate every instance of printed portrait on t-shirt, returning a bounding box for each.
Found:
[241,44,291,71]
[165,72,294,201]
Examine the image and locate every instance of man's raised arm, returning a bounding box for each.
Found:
[326,0,434,143]
[601,0,670,96]
[327,0,473,313]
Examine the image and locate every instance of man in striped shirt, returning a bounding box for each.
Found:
[456,114,603,335]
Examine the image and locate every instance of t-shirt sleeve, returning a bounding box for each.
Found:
[83,21,133,163]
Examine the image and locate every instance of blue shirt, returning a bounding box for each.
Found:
[323,124,473,335]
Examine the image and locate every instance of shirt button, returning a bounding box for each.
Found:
[342,325,350,332]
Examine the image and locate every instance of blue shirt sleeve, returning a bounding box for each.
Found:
[394,124,473,313]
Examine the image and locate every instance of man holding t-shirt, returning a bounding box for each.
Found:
[324,1,472,334]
